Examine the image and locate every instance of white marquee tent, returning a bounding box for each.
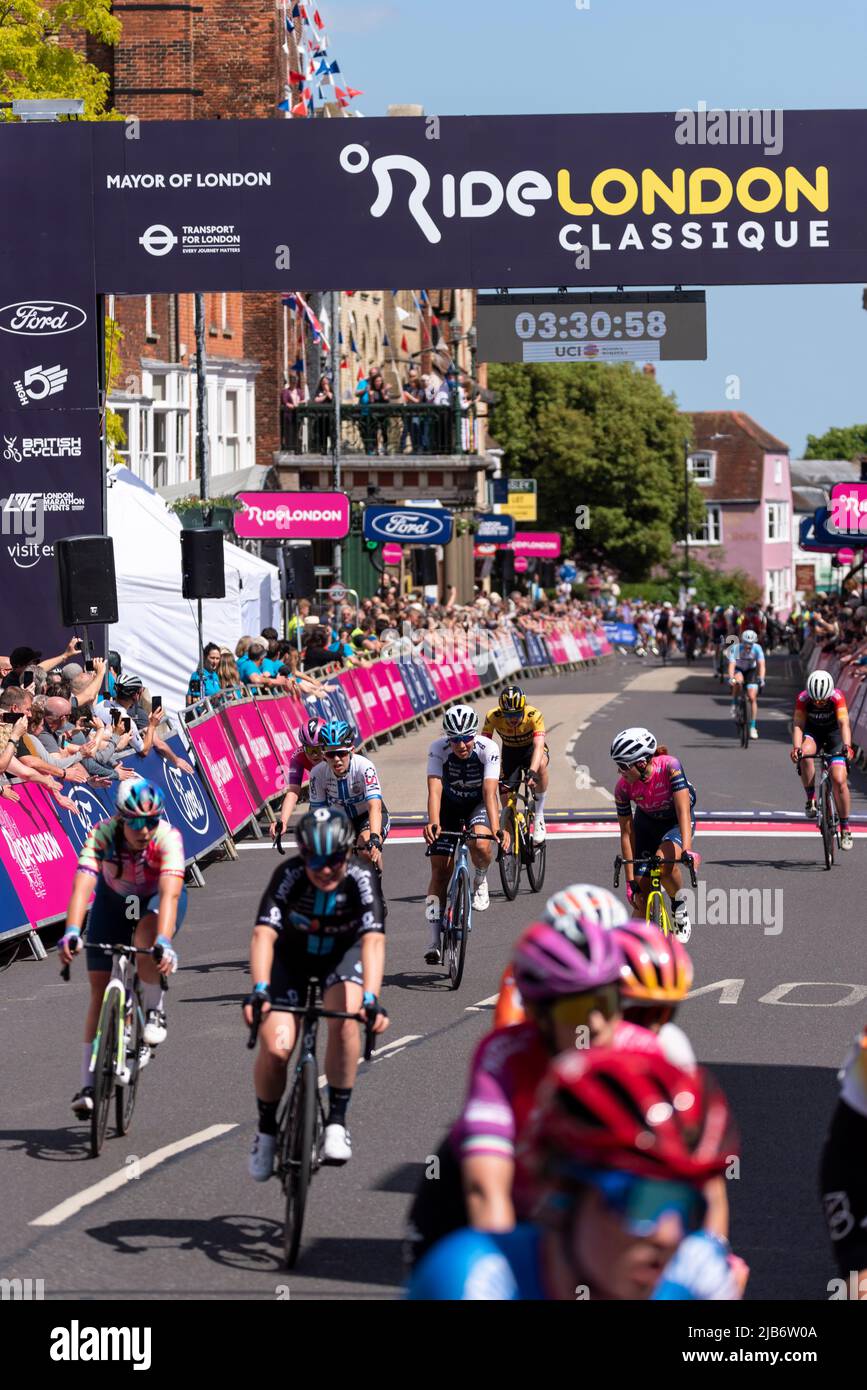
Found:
[106,467,280,713]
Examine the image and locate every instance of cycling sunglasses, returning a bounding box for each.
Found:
[547,984,620,1030]
[448,734,475,745]
[616,760,647,774]
[303,849,350,870]
[578,1168,707,1238]
[321,748,352,759]
[126,814,161,831]
[502,710,524,720]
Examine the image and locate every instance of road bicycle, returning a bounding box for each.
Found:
[425,827,499,990]
[62,943,167,1158]
[798,749,847,870]
[248,983,376,1268]
[613,851,698,937]
[498,768,547,900]
[731,680,750,749]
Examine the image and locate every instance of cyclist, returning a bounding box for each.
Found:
[681,607,698,662]
[726,628,766,739]
[610,727,697,943]
[655,601,674,658]
[492,882,629,1029]
[408,1048,740,1300]
[244,806,388,1174]
[482,685,549,843]
[270,716,325,840]
[791,669,853,848]
[820,1021,867,1296]
[710,606,728,679]
[423,705,502,963]
[308,719,388,872]
[57,779,186,1119]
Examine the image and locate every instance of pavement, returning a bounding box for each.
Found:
[1,647,864,1300]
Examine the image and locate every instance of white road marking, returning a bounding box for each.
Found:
[465,994,498,1011]
[318,1033,424,1086]
[239,828,852,846]
[30,1123,237,1228]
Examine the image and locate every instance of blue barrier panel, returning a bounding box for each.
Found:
[0,852,36,945]
[512,633,529,667]
[416,660,440,708]
[312,682,361,742]
[602,621,638,646]
[400,658,432,714]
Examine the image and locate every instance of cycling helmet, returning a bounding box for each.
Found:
[116,778,164,820]
[296,806,355,858]
[442,704,479,737]
[318,718,354,751]
[499,685,526,716]
[611,920,694,1002]
[512,917,624,1003]
[741,629,757,644]
[610,727,657,766]
[114,672,144,697]
[545,883,630,932]
[807,669,834,701]
[301,716,326,748]
[522,1049,738,1189]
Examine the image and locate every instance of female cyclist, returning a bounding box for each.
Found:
[610,726,697,943]
[57,779,186,1118]
[270,716,326,840]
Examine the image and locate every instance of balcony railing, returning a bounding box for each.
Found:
[281,403,478,457]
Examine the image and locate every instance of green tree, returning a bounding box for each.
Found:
[803,424,867,460]
[0,2,121,118]
[488,362,704,580]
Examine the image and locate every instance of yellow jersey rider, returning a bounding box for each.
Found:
[482,686,549,844]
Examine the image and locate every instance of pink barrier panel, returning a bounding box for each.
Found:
[421,655,449,704]
[351,662,394,735]
[221,701,283,803]
[0,785,82,926]
[336,669,376,743]
[380,661,416,724]
[271,694,309,743]
[255,696,299,772]
[456,652,481,693]
[188,713,258,834]
[546,631,569,664]
[575,637,595,661]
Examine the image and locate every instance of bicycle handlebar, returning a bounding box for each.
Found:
[424,827,503,861]
[246,998,381,1060]
[59,941,166,982]
[613,852,698,888]
[274,827,285,855]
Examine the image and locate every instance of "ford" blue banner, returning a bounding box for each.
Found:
[363,506,453,546]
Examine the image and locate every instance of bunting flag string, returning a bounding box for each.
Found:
[281,2,363,117]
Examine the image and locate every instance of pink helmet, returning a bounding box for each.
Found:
[300,716,325,748]
[512,917,625,1003]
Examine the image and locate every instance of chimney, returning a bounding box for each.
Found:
[642,363,656,379]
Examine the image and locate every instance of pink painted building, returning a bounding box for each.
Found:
[683,411,792,615]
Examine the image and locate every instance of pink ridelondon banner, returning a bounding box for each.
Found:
[234,490,350,540]
[220,701,283,803]
[187,712,258,835]
[511,532,562,557]
[0,785,80,926]
[255,695,301,780]
[351,662,394,735]
[337,669,376,743]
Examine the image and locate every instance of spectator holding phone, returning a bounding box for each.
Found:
[1,637,86,692]
[93,673,194,775]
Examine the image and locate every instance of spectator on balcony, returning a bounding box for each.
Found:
[400,366,425,453]
[281,371,306,451]
[302,625,333,672]
[356,368,391,455]
[313,373,334,453]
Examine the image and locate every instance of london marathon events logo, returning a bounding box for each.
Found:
[0,303,87,336]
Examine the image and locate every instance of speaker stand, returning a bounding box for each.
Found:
[197,599,205,698]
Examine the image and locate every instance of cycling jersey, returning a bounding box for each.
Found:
[482,706,545,750]
[726,642,764,671]
[614,755,696,820]
[408,1225,547,1301]
[427,734,500,803]
[255,855,385,960]
[78,816,185,898]
[285,746,317,787]
[794,688,848,731]
[309,753,382,815]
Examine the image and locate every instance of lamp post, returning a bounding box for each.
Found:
[329,288,342,582]
[683,436,691,594]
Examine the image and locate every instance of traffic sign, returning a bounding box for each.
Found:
[513,555,529,573]
[382,543,402,566]
[328,583,347,602]
[559,562,578,583]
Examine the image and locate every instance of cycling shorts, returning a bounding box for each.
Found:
[803,727,847,762]
[820,1099,867,1279]
[85,878,188,973]
[500,742,549,787]
[428,798,490,856]
[270,934,364,1004]
[633,807,695,875]
[350,803,391,842]
[732,667,760,688]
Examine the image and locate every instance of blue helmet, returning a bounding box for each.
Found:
[318,718,353,751]
[296,806,355,859]
[116,778,164,820]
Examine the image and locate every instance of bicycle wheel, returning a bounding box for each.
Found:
[647,891,670,936]
[90,990,120,1158]
[446,871,470,990]
[115,997,143,1137]
[526,831,547,893]
[282,1057,317,1268]
[738,698,749,748]
[821,783,835,870]
[498,807,521,900]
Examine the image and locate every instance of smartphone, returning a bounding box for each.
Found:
[85,659,95,673]
[152,696,162,714]
[1,711,20,725]
[122,717,131,733]
[20,670,34,688]
[111,708,121,726]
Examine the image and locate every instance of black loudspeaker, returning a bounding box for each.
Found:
[412,547,438,586]
[55,535,119,625]
[181,528,225,599]
[500,549,516,590]
[284,543,315,600]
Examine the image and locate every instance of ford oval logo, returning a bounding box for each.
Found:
[364,506,452,545]
[0,301,88,336]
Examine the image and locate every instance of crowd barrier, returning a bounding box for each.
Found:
[0,624,611,955]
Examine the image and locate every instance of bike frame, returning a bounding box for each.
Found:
[85,945,157,1085]
[613,853,698,937]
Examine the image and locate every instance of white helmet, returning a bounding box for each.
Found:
[741,629,758,644]
[610,727,657,766]
[807,670,834,701]
[442,704,479,737]
[544,883,630,932]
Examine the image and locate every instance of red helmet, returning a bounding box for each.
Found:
[521,1048,738,1188]
[611,920,694,1003]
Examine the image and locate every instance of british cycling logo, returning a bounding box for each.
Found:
[0,302,87,336]
[2,436,82,460]
[12,363,68,405]
[163,762,209,835]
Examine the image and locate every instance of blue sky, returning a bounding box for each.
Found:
[324,0,867,456]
